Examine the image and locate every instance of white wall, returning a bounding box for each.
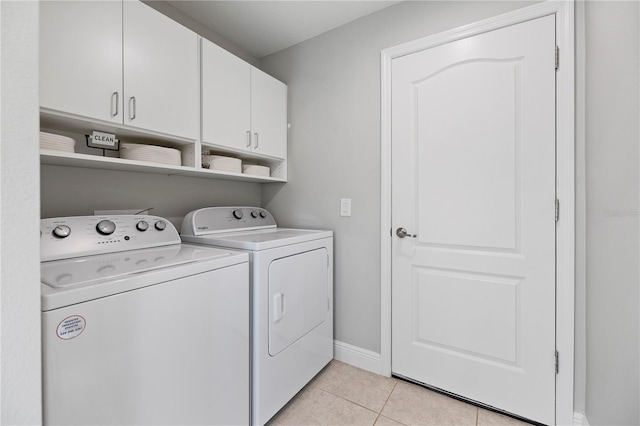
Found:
[38,0,265,418]
[574,0,588,417]
[41,165,261,230]
[40,3,264,230]
[260,0,640,423]
[143,1,260,66]
[13,1,640,423]
[0,1,43,424]
[584,2,639,425]
[260,0,536,356]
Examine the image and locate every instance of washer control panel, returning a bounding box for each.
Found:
[41,215,180,262]
[182,207,277,236]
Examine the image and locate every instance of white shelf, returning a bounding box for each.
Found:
[40,108,287,183]
[41,109,196,148]
[201,141,285,163]
[41,150,287,184]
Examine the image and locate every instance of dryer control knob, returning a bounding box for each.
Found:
[233,209,244,220]
[251,210,259,218]
[136,220,149,232]
[52,225,71,239]
[96,220,116,235]
[154,220,167,231]
[259,211,267,219]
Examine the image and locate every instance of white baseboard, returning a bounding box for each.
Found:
[333,340,588,426]
[573,412,590,426]
[334,341,590,426]
[333,340,383,375]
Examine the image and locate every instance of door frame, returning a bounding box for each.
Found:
[380,1,575,424]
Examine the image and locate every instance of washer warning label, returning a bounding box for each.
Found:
[57,315,86,340]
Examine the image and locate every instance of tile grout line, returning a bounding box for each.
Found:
[314,377,402,424]
[377,379,405,425]
[373,413,381,426]
[370,393,389,426]
[311,366,397,413]
[312,363,408,425]
[314,386,381,416]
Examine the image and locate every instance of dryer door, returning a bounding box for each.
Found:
[269,248,329,356]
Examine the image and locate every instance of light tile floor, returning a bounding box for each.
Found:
[269,360,532,426]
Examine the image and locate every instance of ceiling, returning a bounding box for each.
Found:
[167,1,400,58]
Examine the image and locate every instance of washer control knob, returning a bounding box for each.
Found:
[251,210,259,218]
[96,220,116,235]
[154,220,167,231]
[52,225,71,239]
[232,209,244,220]
[259,211,267,219]
[136,220,149,232]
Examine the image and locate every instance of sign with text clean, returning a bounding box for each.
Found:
[88,131,119,150]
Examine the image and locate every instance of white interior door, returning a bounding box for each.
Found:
[391,16,556,424]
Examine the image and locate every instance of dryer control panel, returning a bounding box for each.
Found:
[182,207,277,236]
[41,215,181,262]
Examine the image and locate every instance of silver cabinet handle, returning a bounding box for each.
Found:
[129,96,136,120]
[111,92,119,117]
[396,227,417,238]
[254,132,259,149]
[246,130,251,148]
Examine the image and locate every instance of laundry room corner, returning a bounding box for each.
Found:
[259,0,541,368]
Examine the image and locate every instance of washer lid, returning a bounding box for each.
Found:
[41,244,248,311]
[182,228,333,251]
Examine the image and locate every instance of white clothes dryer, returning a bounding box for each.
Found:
[41,215,250,426]
[181,207,334,425]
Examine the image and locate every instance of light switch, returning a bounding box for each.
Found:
[340,198,351,217]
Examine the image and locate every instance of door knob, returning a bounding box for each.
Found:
[396,227,417,238]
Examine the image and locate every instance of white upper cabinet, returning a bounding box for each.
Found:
[40,1,123,124]
[251,67,288,159]
[202,39,287,159]
[201,39,251,152]
[40,1,286,181]
[40,1,198,141]
[123,1,198,140]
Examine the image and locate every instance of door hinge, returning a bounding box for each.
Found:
[555,199,560,222]
[555,46,559,70]
[555,350,559,374]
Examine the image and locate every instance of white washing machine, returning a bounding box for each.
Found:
[41,215,250,426]
[181,207,334,425]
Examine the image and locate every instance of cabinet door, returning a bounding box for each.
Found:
[123,1,198,140]
[40,1,122,123]
[251,67,288,159]
[201,39,251,151]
